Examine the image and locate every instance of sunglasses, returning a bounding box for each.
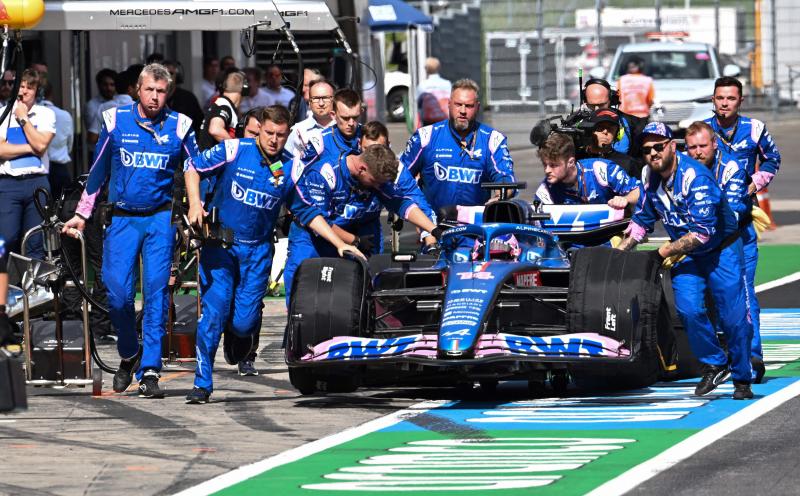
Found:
[642,141,670,155]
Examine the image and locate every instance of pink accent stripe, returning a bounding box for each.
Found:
[625,221,647,242]
[695,232,710,244]
[752,171,774,192]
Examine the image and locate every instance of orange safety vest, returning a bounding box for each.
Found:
[618,74,655,118]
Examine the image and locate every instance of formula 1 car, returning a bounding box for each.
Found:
[285,188,684,395]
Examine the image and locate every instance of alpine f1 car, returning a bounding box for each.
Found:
[285,187,688,395]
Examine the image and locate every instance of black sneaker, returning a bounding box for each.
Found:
[238,360,259,376]
[752,357,766,384]
[223,328,254,365]
[695,364,731,396]
[138,369,165,398]
[112,348,142,393]
[185,386,211,404]
[733,381,754,400]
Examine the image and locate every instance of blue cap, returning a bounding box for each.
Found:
[641,122,673,140]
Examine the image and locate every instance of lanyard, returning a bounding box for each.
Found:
[255,138,284,179]
[133,103,168,145]
[449,122,478,159]
[713,116,739,149]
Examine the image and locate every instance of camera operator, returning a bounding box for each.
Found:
[535,132,640,209]
[576,109,644,178]
[581,79,646,157]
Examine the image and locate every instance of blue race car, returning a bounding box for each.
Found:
[285,192,684,395]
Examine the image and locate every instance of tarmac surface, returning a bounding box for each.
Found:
[1,109,799,495]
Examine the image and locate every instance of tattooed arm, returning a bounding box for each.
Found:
[616,236,639,252]
[659,232,703,258]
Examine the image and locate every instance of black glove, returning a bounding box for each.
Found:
[430,226,444,241]
[648,249,665,266]
[353,234,375,254]
[421,242,442,259]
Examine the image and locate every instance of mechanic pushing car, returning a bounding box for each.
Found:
[704,76,781,377]
[400,78,516,211]
[534,126,641,209]
[286,144,441,304]
[282,88,366,303]
[183,105,362,404]
[685,120,766,384]
[63,64,199,398]
[616,122,754,400]
[330,121,435,258]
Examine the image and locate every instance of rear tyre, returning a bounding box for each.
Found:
[289,368,316,395]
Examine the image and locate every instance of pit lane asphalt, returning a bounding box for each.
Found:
[1,111,798,495]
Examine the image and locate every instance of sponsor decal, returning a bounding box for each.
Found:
[504,335,606,357]
[110,8,255,16]
[231,180,279,209]
[326,337,416,360]
[119,148,169,169]
[514,271,540,288]
[320,266,333,283]
[433,162,482,184]
[457,271,494,280]
[320,163,336,189]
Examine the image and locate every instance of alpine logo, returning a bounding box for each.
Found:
[604,307,617,332]
[231,180,279,209]
[433,162,482,184]
[119,148,169,170]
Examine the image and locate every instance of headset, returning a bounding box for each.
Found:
[580,78,619,107]
[235,107,264,138]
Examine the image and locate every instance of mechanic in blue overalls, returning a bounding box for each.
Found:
[287,144,441,305]
[616,122,754,400]
[400,78,516,212]
[182,106,362,404]
[533,131,640,208]
[704,76,781,382]
[283,88,364,302]
[685,120,765,383]
[63,64,199,398]
[338,121,436,258]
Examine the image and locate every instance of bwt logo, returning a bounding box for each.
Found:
[120,149,169,170]
[434,163,482,184]
[231,180,279,210]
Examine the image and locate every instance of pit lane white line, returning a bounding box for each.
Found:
[171,400,445,496]
[755,270,800,293]
[585,379,800,496]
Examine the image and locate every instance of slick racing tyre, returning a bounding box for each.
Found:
[567,247,670,390]
[286,258,368,395]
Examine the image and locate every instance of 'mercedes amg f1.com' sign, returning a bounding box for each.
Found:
[109,9,256,16]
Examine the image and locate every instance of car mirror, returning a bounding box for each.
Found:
[722,64,741,77]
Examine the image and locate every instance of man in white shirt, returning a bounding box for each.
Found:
[293,68,323,120]
[285,80,335,156]
[85,69,116,146]
[263,64,295,108]
[0,68,56,259]
[42,82,74,200]
[417,57,452,126]
[239,67,271,115]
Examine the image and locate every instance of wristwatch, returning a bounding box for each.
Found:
[17,117,27,127]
